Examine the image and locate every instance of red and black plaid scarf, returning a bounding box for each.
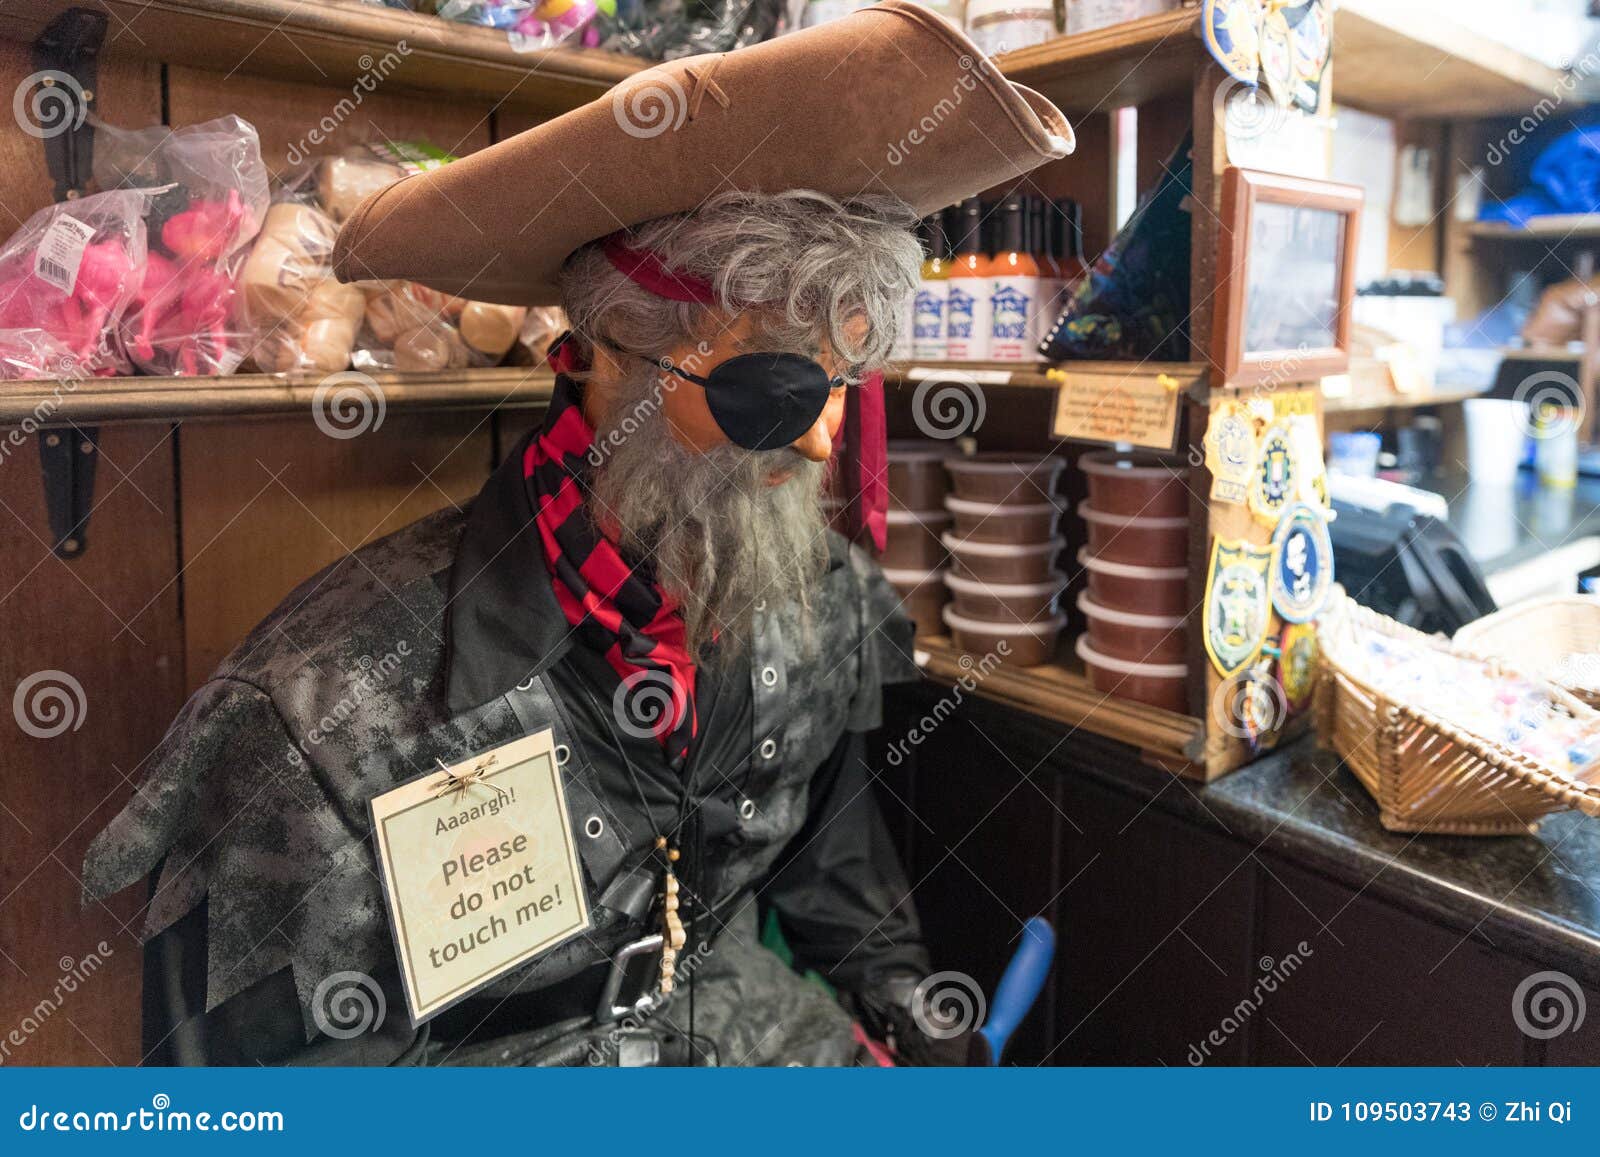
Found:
[525,346,698,766]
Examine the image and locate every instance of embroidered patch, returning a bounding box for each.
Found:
[1249,420,1297,526]
[1206,397,1257,505]
[1270,502,1334,623]
[1276,621,1319,710]
[1204,537,1273,678]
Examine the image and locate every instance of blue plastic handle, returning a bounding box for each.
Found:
[978,917,1056,1065]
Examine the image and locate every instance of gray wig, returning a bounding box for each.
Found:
[558,189,922,370]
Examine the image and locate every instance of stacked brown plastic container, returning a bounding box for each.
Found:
[1073,451,1191,712]
[879,442,954,636]
[940,454,1068,666]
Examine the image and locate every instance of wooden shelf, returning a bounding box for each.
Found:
[1322,384,1484,415]
[1,0,647,117]
[916,634,1203,770]
[3,0,1567,130]
[0,366,553,426]
[887,359,1206,391]
[994,8,1206,115]
[1333,0,1569,118]
[1469,216,1600,242]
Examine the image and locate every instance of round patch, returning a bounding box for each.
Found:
[1276,621,1318,710]
[1271,502,1334,623]
[1249,421,1297,526]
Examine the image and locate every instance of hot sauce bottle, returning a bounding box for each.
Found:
[912,212,951,362]
[945,197,992,362]
[1057,197,1090,292]
[1028,196,1058,359]
[987,193,1039,362]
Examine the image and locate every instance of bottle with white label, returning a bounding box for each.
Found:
[988,194,1039,362]
[945,198,992,362]
[912,212,950,362]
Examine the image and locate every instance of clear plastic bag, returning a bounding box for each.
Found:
[601,0,783,59]
[0,327,87,381]
[239,173,365,376]
[352,282,527,371]
[99,115,271,376]
[0,189,151,378]
[437,0,598,50]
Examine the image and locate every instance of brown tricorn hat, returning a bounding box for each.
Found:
[332,1,1073,305]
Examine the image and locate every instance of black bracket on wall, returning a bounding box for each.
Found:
[30,8,107,201]
[38,425,100,560]
[28,10,109,558]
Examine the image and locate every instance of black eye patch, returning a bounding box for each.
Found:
[661,351,844,451]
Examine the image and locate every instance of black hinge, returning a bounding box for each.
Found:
[38,425,99,559]
[29,8,107,202]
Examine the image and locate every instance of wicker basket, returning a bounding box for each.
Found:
[1316,593,1600,835]
[1452,595,1600,709]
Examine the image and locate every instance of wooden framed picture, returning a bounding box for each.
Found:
[1212,167,1363,389]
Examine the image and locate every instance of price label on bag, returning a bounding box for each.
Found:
[33,213,95,294]
[369,728,591,1023]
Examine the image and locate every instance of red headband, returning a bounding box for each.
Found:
[602,234,718,304]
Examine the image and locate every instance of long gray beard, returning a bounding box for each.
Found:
[585,367,830,663]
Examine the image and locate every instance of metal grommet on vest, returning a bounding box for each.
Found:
[515,674,537,692]
[760,665,778,689]
[758,738,777,761]
[738,798,757,821]
[584,815,604,839]
[555,743,571,767]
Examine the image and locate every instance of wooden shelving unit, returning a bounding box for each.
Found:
[1331,0,1569,118]
[886,359,1206,392]
[995,0,1565,121]
[5,0,1561,131]
[0,366,554,426]
[1322,384,1483,415]
[917,635,1204,772]
[1469,216,1600,241]
[0,0,646,117]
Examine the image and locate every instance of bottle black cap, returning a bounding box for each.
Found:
[925,211,949,262]
[952,197,983,257]
[998,192,1026,255]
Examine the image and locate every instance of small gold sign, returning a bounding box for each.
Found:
[369,729,591,1023]
[1050,368,1186,450]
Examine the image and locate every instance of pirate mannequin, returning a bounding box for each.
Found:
[84,2,1072,1065]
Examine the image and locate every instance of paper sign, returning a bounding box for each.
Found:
[1051,370,1183,449]
[369,729,591,1023]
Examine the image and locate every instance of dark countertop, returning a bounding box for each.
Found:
[1425,468,1600,575]
[1113,734,1600,987]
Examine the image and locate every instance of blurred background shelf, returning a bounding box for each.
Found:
[917,635,1203,770]
[0,0,647,117]
[1468,215,1600,241]
[0,367,555,426]
[995,8,1204,115]
[1322,384,1484,415]
[886,360,1205,390]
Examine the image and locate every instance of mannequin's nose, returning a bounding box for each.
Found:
[791,389,846,463]
[790,413,834,462]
